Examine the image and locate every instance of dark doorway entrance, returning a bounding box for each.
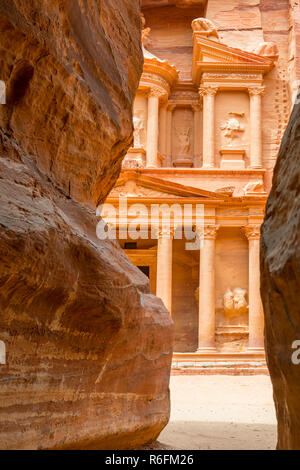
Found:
[137,266,150,278]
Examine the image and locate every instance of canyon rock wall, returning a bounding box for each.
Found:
[0,0,174,449]
[261,100,300,450]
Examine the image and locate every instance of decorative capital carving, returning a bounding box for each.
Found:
[248,86,265,97]
[158,226,175,239]
[148,87,167,100]
[197,225,219,240]
[199,86,218,97]
[243,225,261,240]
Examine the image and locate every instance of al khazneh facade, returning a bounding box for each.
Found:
[107,1,297,364]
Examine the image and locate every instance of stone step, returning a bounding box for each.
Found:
[171,361,269,375]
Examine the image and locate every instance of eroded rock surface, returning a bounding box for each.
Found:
[0,0,173,450]
[261,100,300,449]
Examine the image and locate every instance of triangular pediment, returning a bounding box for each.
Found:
[108,172,226,200]
[192,36,274,84]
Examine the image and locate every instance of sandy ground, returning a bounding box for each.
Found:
[154,375,277,450]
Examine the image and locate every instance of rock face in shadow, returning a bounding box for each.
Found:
[261,101,300,450]
[0,0,173,450]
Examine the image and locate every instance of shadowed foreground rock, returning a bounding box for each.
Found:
[261,100,300,450]
[0,0,173,450]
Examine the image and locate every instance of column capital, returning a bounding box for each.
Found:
[148,87,167,100]
[243,225,261,240]
[248,86,265,97]
[198,225,219,240]
[158,226,175,239]
[199,85,218,97]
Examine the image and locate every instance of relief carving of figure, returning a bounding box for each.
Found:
[221,115,245,146]
[176,127,191,155]
[224,288,248,318]
[191,17,219,40]
[133,113,144,149]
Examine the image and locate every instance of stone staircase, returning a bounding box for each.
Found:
[172,352,269,375]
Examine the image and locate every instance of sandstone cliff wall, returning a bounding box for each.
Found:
[261,99,300,450]
[0,0,173,450]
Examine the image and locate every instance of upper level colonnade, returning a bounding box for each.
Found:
[123,16,278,172]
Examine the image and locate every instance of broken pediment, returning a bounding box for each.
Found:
[192,34,274,85]
[108,173,226,200]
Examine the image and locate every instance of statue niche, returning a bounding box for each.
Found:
[172,108,194,168]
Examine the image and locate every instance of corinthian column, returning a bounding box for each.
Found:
[146,88,160,168]
[198,225,219,352]
[249,86,265,169]
[244,225,264,351]
[156,227,174,315]
[199,86,218,168]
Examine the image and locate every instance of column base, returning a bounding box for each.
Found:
[202,164,214,169]
[249,165,263,169]
[196,347,217,354]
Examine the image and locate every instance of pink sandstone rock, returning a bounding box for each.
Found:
[261,100,300,450]
[0,0,173,450]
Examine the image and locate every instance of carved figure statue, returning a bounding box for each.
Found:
[224,288,234,314]
[243,181,264,194]
[233,288,248,315]
[176,127,191,155]
[254,42,279,60]
[191,17,219,40]
[221,117,244,146]
[133,113,144,148]
[224,288,248,317]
